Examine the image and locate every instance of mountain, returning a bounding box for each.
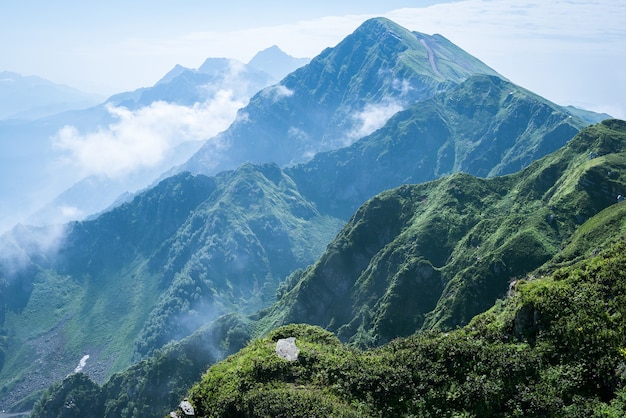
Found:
[286,73,585,219]
[181,17,503,175]
[0,55,278,233]
[256,119,626,346]
[248,45,310,81]
[0,166,343,411]
[176,234,626,417]
[108,57,275,110]
[0,71,103,120]
[27,120,626,417]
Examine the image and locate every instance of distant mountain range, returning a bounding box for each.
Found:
[0,17,619,416]
[0,71,103,120]
[0,47,309,233]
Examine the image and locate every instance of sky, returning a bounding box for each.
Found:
[1,0,624,118]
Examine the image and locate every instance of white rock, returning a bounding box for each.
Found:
[180,398,195,416]
[276,337,299,361]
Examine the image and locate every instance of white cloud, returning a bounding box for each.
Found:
[53,90,247,179]
[60,205,85,220]
[0,223,68,278]
[346,100,403,144]
[261,84,294,103]
[392,78,413,97]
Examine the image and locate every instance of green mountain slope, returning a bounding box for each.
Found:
[29,197,626,418]
[175,236,626,417]
[288,74,584,218]
[182,17,502,175]
[32,120,624,417]
[0,165,342,411]
[258,120,626,346]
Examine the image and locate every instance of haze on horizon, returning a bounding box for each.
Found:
[1,0,624,119]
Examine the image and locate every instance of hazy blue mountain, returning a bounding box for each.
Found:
[108,57,275,110]
[0,71,103,120]
[0,55,278,233]
[0,105,116,233]
[181,17,503,175]
[563,105,611,124]
[248,45,310,81]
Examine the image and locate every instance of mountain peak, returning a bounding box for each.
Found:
[248,45,310,81]
[183,18,503,177]
[250,45,287,59]
[197,57,241,74]
[356,16,410,34]
[155,63,191,85]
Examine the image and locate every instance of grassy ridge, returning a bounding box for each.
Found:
[186,237,626,417]
[257,120,626,347]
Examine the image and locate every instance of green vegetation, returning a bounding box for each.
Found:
[31,373,103,418]
[255,120,626,348]
[0,165,342,410]
[0,16,615,413]
[132,163,343,359]
[288,73,584,219]
[186,238,626,417]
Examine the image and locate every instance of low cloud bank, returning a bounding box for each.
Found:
[53,90,247,179]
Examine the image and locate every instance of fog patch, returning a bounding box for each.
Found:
[53,91,247,179]
[0,222,68,279]
[288,127,317,161]
[198,59,261,99]
[393,78,414,96]
[261,84,294,103]
[344,100,403,145]
[59,205,85,221]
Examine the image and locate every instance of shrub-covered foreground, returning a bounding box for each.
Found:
[188,240,626,417]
